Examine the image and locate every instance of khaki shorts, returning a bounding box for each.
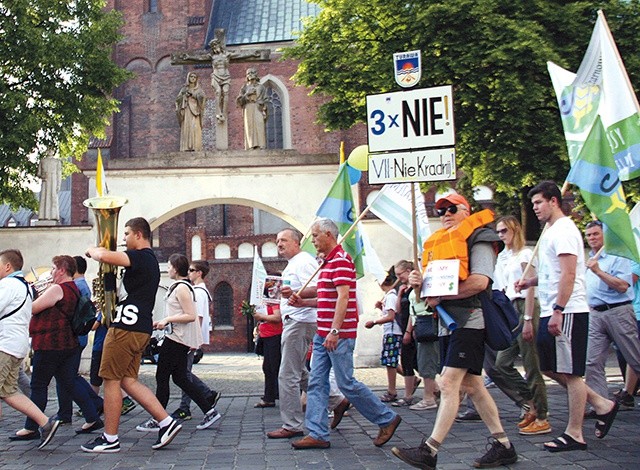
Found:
[0,351,23,398]
[99,328,150,381]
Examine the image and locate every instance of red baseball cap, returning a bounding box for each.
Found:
[435,193,471,211]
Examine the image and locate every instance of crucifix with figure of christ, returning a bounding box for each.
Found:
[171,29,271,150]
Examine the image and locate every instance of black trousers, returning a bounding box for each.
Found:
[155,337,211,413]
[261,334,282,402]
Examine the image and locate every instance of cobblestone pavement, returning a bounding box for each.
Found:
[0,353,638,469]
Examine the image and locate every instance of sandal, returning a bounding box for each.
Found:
[254,400,276,408]
[380,392,398,403]
[391,397,415,407]
[595,401,619,439]
[410,377,422,396]
[543,433,587,453]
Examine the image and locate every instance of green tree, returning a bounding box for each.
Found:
[0,0,131,209]
[285,0,640,214]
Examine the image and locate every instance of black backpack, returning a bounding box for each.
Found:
[62,284,98,336]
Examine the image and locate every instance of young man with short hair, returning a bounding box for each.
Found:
[83,217,182,453]
[516,181,618,452]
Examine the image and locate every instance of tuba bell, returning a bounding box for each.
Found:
[84,196,128,327]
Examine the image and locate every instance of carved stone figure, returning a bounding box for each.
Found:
[209,39,231,123]
[175,72,206,151]
[171,28,270,130]
[236,68,268,150]
[37,154,61,221]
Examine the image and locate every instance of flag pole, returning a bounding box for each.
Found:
[296,205,375,295]
[410,183,421,272]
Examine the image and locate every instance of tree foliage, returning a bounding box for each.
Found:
[285,0,640,213]
[0,0,131,209]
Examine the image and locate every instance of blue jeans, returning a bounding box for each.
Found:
[25,348,81,431]
[56,347,103,422]
[177,349,215,412]
[305,334,397,441]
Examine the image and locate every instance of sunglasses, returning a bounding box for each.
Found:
[436,205,464,217]
[496,228,508,235]
[188,268,198,272]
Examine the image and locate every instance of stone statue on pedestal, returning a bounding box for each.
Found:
[37,153,61,222]
[171,29,270,150]
[236,68,267,150]
[176,72,206,151]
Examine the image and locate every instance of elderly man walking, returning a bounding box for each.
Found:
[291,218,401,449]
[392,193,516,469]
[266,228,319,439]
[583,220,640,411]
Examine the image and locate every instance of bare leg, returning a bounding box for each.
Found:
[465,374,505,434]
[386,367,397,395]
[625,365,638,393]
[403,375,416,399]
[429,367,467,443]
[423,377,437,402]
[103,379,123,435]
[544,371,587,444]
[3,394,48,427]
[121,377,169,422]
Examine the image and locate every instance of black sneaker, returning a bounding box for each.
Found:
[152,419,182,449]
[121,397,137,416]
[81,434,121,453]
[391,441,437,470]
[38,416,60,450]
[170,409,192,421]
[210,391,222,408]
[473,438,517,468]
[455,410,482,422]
[615,389,634,410]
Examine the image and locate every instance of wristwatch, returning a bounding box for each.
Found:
[523,315,533,321]
[329,328,340,336]
[552,303,565,312]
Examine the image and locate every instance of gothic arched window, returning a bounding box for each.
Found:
[213,281,233,326]
[265,85,283,149]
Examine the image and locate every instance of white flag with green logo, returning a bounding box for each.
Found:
[571,11,640,181]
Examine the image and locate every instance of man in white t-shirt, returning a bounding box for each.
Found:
[0,249,60,449]
[517,181,618,453]
[267,228,319,439]
[171,260,219,421]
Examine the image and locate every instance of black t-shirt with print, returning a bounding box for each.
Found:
[111,248,160,334]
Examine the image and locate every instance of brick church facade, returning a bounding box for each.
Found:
[71,1,369,352]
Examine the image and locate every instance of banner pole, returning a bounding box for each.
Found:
[411,183,420,272]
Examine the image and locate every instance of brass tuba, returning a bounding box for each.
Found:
[84,196,128,327]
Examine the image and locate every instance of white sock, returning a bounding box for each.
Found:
[158,416,173,428]
[103,432,118,443]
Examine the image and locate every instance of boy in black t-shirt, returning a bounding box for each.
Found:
[82,217,182,453]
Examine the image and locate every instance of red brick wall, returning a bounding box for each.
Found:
[76,2,372,352]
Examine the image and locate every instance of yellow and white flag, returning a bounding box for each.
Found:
[96,148,107,197]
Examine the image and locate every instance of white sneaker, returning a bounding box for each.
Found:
[136,418,159,432]
[196,408,221,430]
[409,400,438,411]
[81,434,121,453]
[152,419,182,449]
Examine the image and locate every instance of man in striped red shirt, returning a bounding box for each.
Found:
[291,218,401,450]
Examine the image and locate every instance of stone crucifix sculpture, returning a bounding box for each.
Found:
[171,29,270,150]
